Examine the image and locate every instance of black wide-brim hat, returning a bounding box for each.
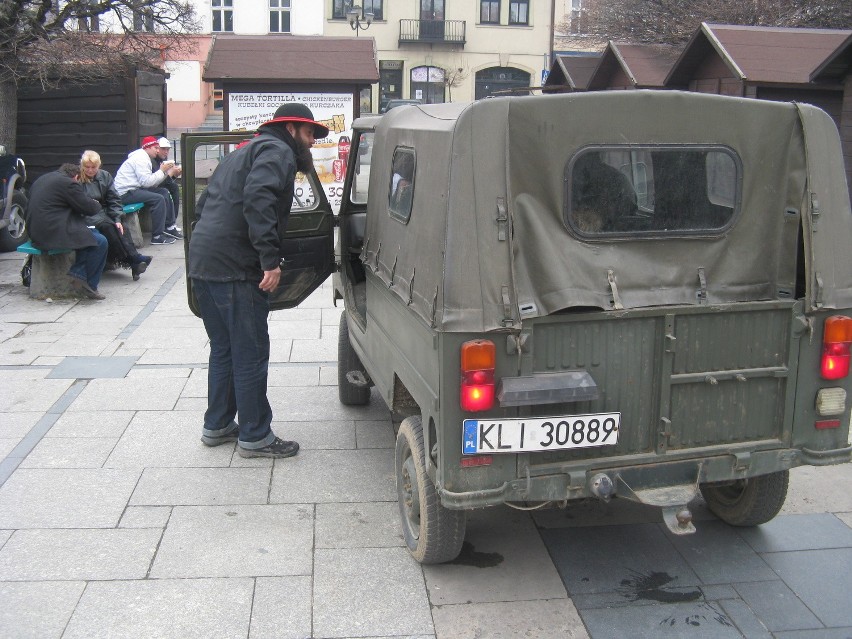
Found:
[261,103,330,139]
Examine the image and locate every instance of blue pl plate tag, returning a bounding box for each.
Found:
[463,420,478,455]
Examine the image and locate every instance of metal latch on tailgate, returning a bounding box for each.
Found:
[607,270,624,310]
[495,197,508,241]
[697,267,707,304]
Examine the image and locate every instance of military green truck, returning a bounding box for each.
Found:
[183,91,852,565]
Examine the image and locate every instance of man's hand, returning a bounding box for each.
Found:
[161,160,176,172]
[168,165,182,178]
[115,222,124,235]
[259,268,280,292]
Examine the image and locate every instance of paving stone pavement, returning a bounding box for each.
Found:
[0,245,851,638]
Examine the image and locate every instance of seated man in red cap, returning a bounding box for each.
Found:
[113,136,183,244]
[152,137,182,221]
[189,102,329,459]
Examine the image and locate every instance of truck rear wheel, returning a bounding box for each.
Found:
[338,312,370,405]
[395,415,466,564]
[700,470,789,526]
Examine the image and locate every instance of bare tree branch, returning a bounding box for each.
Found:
[559,0,852,46]
[0,0,200,150]
[0,0,200,84]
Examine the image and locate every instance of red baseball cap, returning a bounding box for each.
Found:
[141,136,159,149]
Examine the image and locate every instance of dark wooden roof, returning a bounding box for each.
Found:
[811,32,852,81]
[587,42,680,90]
[545,54,602,91]
[667,23,852,86]
[204,35,379,84]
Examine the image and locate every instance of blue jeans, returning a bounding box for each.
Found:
[68,230,108,290]
[121,188,174,236]
[192,278,276,447]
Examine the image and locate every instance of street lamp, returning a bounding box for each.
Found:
[346,4,373,36]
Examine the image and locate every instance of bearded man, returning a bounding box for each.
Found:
[188,102,328,459]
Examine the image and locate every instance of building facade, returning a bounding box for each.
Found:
[323,0,554,113]
[165,0,555,130]
[165,0,325,130]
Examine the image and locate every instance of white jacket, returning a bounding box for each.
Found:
[113,148,167,196]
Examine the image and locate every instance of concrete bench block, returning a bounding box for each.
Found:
[28,252,78,300]
[122,212,145,248]
[121,203,148,248]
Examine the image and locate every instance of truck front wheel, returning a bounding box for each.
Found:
[700,470,789,526]
[395,415,466,564]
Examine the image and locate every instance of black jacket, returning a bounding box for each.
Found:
[27,171,101,251]
[82,169,123,227]
[188,126,297,282]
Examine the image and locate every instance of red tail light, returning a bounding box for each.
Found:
[821,316,852,380]
[461,340,495,412]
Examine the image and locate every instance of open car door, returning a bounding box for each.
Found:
[181,131,337,317]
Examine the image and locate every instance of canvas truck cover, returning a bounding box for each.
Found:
[363,91,852,333]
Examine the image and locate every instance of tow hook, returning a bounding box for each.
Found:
[590,473,614,500]
[614,472,700,535]
[662,505,695,535]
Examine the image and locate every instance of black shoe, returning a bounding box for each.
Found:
[238,437,299,459]
[139,255,153,265]
[163,227,183,240]
[151,234,176,245]
[69,277,105,300]
[200,426,240,447]
[131,261,147,281]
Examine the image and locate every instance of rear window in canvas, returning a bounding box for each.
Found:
[565,146,741,237]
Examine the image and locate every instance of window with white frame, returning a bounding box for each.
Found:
[74,0,99,31]
[133,8,154,31]
[332,0,384,20]
[332,0,349,19]
[212,0,233,32]
[77,14,100,31]
[269,0,291,33]
[509,0,529,25]
[480,0,500,23]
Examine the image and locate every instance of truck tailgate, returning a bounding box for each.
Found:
[520,302,798,465]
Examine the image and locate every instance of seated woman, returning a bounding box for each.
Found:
[79,150,151,280]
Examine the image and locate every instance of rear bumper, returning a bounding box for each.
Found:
[800,443,852,465]
[437,446,851,510]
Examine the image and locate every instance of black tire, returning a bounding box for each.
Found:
[700,470,789,527]
[395,415,466,564]
[0,191,28,252]
[338,312,370,406]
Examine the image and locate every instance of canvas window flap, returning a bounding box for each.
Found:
[505,91,809,319]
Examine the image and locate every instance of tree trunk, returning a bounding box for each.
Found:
[0,78,18,153]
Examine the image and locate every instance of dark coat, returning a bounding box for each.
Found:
[188,125,297,282]
[27,171,101,251]
[82,169,123,227]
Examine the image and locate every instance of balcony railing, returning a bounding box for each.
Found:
[399,19,466,45]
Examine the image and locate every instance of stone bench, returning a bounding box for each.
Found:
[16,240,77,299]
[119,202,147,248]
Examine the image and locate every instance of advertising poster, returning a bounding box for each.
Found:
[229,92,354,212]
